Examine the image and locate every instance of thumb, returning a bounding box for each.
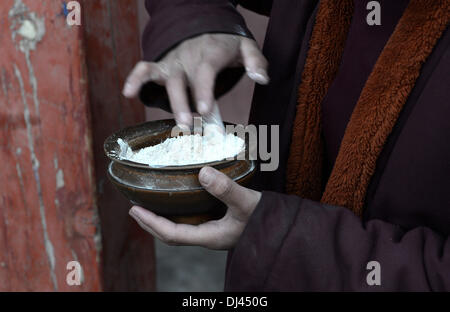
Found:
[123,61,164,98]
[199,166,260,217]
[240,38,269,85]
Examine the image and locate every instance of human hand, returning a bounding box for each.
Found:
[122,33,269,127]
[129,166,261,250]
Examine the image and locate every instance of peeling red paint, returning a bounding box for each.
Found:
[0,0,154,291]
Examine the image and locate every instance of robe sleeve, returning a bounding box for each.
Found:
[225,191,450,291]
[140,0,257,111]
[232,0,273,16]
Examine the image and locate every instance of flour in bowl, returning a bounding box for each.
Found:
[119,131,245,166]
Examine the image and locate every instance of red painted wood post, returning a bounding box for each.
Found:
[0,0,155,291]
[82,0,156,291]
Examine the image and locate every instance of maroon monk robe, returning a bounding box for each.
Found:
[140,0,450,291]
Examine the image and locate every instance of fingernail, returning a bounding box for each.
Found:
[123,82,133,96]
[129,207,138,217]
[246,69,269,85]
[176,112,192,126]
[197,101,210,114]
[177,124,191,134]
[199,167,214,185]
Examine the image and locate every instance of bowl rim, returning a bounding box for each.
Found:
[107,159,256,192]
[104,119,248,171]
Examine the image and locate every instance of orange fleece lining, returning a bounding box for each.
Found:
[286,0,449,216]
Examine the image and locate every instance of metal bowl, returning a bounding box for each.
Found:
[104,119,256,225]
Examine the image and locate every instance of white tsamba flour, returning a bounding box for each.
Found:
[118,131,245,167]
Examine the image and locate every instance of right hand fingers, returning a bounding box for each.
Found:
[122,61,164,98]
[123,61,193,126]
[240,38,269,85]
[191,63,217,114]
[166,75,192,126]
[124,36,269,121]
[191,39,270,114]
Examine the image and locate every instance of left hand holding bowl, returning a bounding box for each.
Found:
[129,166,261,250]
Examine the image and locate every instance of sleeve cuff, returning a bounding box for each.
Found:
[224,191,303,291]
[142,3,254,62]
